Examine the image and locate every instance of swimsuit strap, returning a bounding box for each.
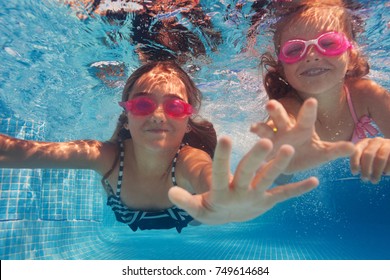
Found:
[171,143,185,186]
[115,141,125,196]
[116,142,184,196]
[345,85,380,143]
[345,85,359,124]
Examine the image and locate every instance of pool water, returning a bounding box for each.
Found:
[0,0,389,260]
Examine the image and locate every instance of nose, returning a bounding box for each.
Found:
[305,45,321,62]
[150,105,166,123]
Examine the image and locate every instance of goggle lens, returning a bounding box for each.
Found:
[119,96,194,118]
[318,33,345,52]
[132,98,156,116]
[164,99,190,118]
[279,31,352,64]
[282,41,306,60]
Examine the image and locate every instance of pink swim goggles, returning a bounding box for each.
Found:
[119,95,194,118]
[278,31,352,64]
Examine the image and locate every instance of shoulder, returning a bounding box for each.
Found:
[347,79,390,136]
[88,140,119,175]
[178,145,212,165]
[101,141,120,159]
[347,78,389,109]
[348,78,388,97]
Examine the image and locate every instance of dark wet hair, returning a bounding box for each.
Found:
[260,1,370,100]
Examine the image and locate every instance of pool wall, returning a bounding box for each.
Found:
[0,118,105,259]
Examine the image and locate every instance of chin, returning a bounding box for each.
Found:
[146,139,181,151]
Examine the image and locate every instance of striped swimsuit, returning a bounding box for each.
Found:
[106,142,194,233]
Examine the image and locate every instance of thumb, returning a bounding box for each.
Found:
[324,141,355,161]
[250,122,275,139]
[168,186,202,219]
[350,139,369,174]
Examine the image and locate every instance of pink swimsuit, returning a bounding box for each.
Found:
[346,86,380,143]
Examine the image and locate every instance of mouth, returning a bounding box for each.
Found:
[300,68,330,77]
[146,128,169,133]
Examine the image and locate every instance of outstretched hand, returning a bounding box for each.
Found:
[250,98,355,174]
[168,137,318,225]
[351,137,390,184]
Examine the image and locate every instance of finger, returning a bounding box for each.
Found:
[384,158,390,175]
[370,145,390,183]
[266,177,319,205]
[324,141,355,161]
[366,139,390,183]
[295,98,317,130]
[253,144,294,189]
[212,136,232,191]
[232,139,273,190]
[168,186,204,219]
[350,140,368,175]
[360,140,381,181]
[250,122,275,139]
[266,99,291,131]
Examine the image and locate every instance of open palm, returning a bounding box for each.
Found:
[168,137,318,225]
[250,98,355,174]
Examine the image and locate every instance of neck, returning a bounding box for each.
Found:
[298,83,346,122]
[127,140,179,175]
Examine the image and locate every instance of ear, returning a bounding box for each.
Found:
[123,122,130,130]
[185,124,192,133]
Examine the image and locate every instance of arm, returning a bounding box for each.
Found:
[0,133,115,175]
[168,137,319,225]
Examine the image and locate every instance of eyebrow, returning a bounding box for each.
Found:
[131,92,186,101]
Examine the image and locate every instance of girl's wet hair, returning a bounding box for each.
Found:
[110,60,217,158]
[260,1,370,100]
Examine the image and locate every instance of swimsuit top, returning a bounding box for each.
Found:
[345,85,380,143]
[106,142,194,233]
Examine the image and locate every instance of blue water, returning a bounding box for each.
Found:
[0,0,389,260]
